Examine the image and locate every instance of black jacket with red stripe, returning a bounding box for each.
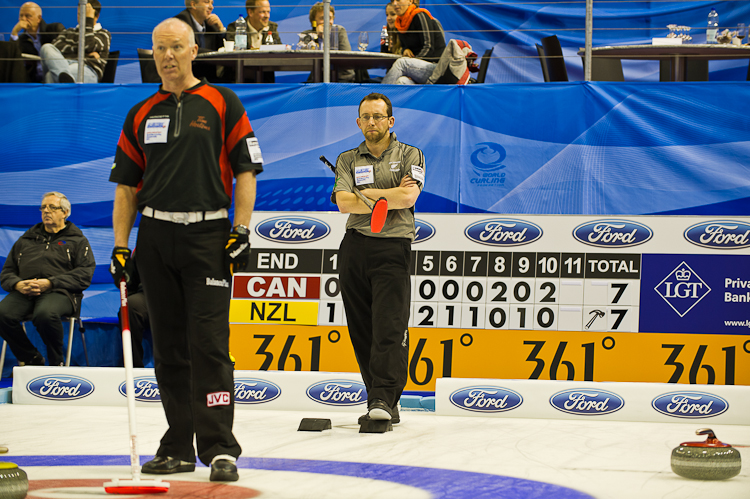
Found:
[110,79,263,212]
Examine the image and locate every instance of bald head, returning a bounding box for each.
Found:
[21,2,41,13]
[153,17,196,47]
[18,2,42,33]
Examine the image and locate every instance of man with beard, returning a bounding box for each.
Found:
[332,93,424,426]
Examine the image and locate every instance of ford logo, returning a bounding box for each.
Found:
[255,217,331,244]
[306,380,367,406]
[464,219,542,247]
[684,221,750,249]
[573,219,653,248]
[234,378,281,404]
[118,377,161,402]
[414,219,436,243]
[651,391,729,419]
[449,386,523,413]
[26,375,94,401]
[549,389,624,416]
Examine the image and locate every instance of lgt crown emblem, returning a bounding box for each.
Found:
[675,268,691,281]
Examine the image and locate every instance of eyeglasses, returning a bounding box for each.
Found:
[359,114,390,122]
[40,204,63,212]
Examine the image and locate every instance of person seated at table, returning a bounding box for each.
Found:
[225,0,281,83]
[381,0,445,85]
[175,0,225,51]
[9,2,64,82]
[39,0,110,83]
[381,1,403,55]
[299,2,354,82]
[226,0,281,49]
[0,192,95,367]
[175,0,227,82]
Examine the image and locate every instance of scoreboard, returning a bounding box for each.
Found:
[228,213,750,389]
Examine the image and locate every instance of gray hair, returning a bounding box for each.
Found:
[42,191,71,218]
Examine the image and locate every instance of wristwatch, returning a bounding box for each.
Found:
[233,224,249,235]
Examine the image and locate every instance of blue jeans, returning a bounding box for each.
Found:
[40,43,98,83]
[382,57,436,85]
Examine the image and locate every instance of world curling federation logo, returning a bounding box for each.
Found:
[654,262,711,317]
[470,142,506,187]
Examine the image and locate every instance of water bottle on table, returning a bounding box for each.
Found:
[706,8,718,44]
[235,14,247,50]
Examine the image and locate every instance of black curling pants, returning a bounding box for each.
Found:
[136,216,240,466]
[339,229,411,409]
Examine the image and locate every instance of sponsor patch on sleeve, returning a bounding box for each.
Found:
[410,165,425,184]
[246,137,264,164]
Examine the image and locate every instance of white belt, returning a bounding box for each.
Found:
[142,206,228,225]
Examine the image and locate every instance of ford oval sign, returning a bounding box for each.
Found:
[255,217,330,244]
[573,219,653,248]
[414,219,436,243]
[234,378,281,405]
[306,380,367,406]
[651,391,729,419]
[449,386,523,413]
[464,219,542,247]
[118,377,161,402]
[549,389,625,416]
[683,220,750,250]
[26,375,94,401]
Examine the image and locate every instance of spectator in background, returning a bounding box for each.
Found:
[175,0,226,51]
[300,2,354,82]
[175,0,228,82]
[0,192,95,367]
[227,0,281,49]
[40,0,110,83]
[381,0,445,84]
[381,1,403,55]
[10,2,64,82]
[226,0,281,82]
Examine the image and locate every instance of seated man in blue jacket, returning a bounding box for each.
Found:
[0,192,95,367]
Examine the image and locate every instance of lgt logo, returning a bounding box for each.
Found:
[654,262,711,317]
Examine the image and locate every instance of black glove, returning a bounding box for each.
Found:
[110,247,134,286]
[226,226,250,274]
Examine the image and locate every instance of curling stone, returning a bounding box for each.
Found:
[0,462,28,499]
[671,428,741,480]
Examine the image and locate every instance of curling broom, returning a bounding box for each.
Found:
[104,279,169,494]
[319,155,388,233]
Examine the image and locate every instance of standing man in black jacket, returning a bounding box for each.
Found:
[10,2,64,82]
[0,192,95,367]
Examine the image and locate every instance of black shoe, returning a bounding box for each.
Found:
[141,456,195,475]
[359,404,400,425]
[58,72,75,83]
[210,459,238,482]
[367,399,392,421]
[20,353,45,366]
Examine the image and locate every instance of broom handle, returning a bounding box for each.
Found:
[119,279,140,481]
